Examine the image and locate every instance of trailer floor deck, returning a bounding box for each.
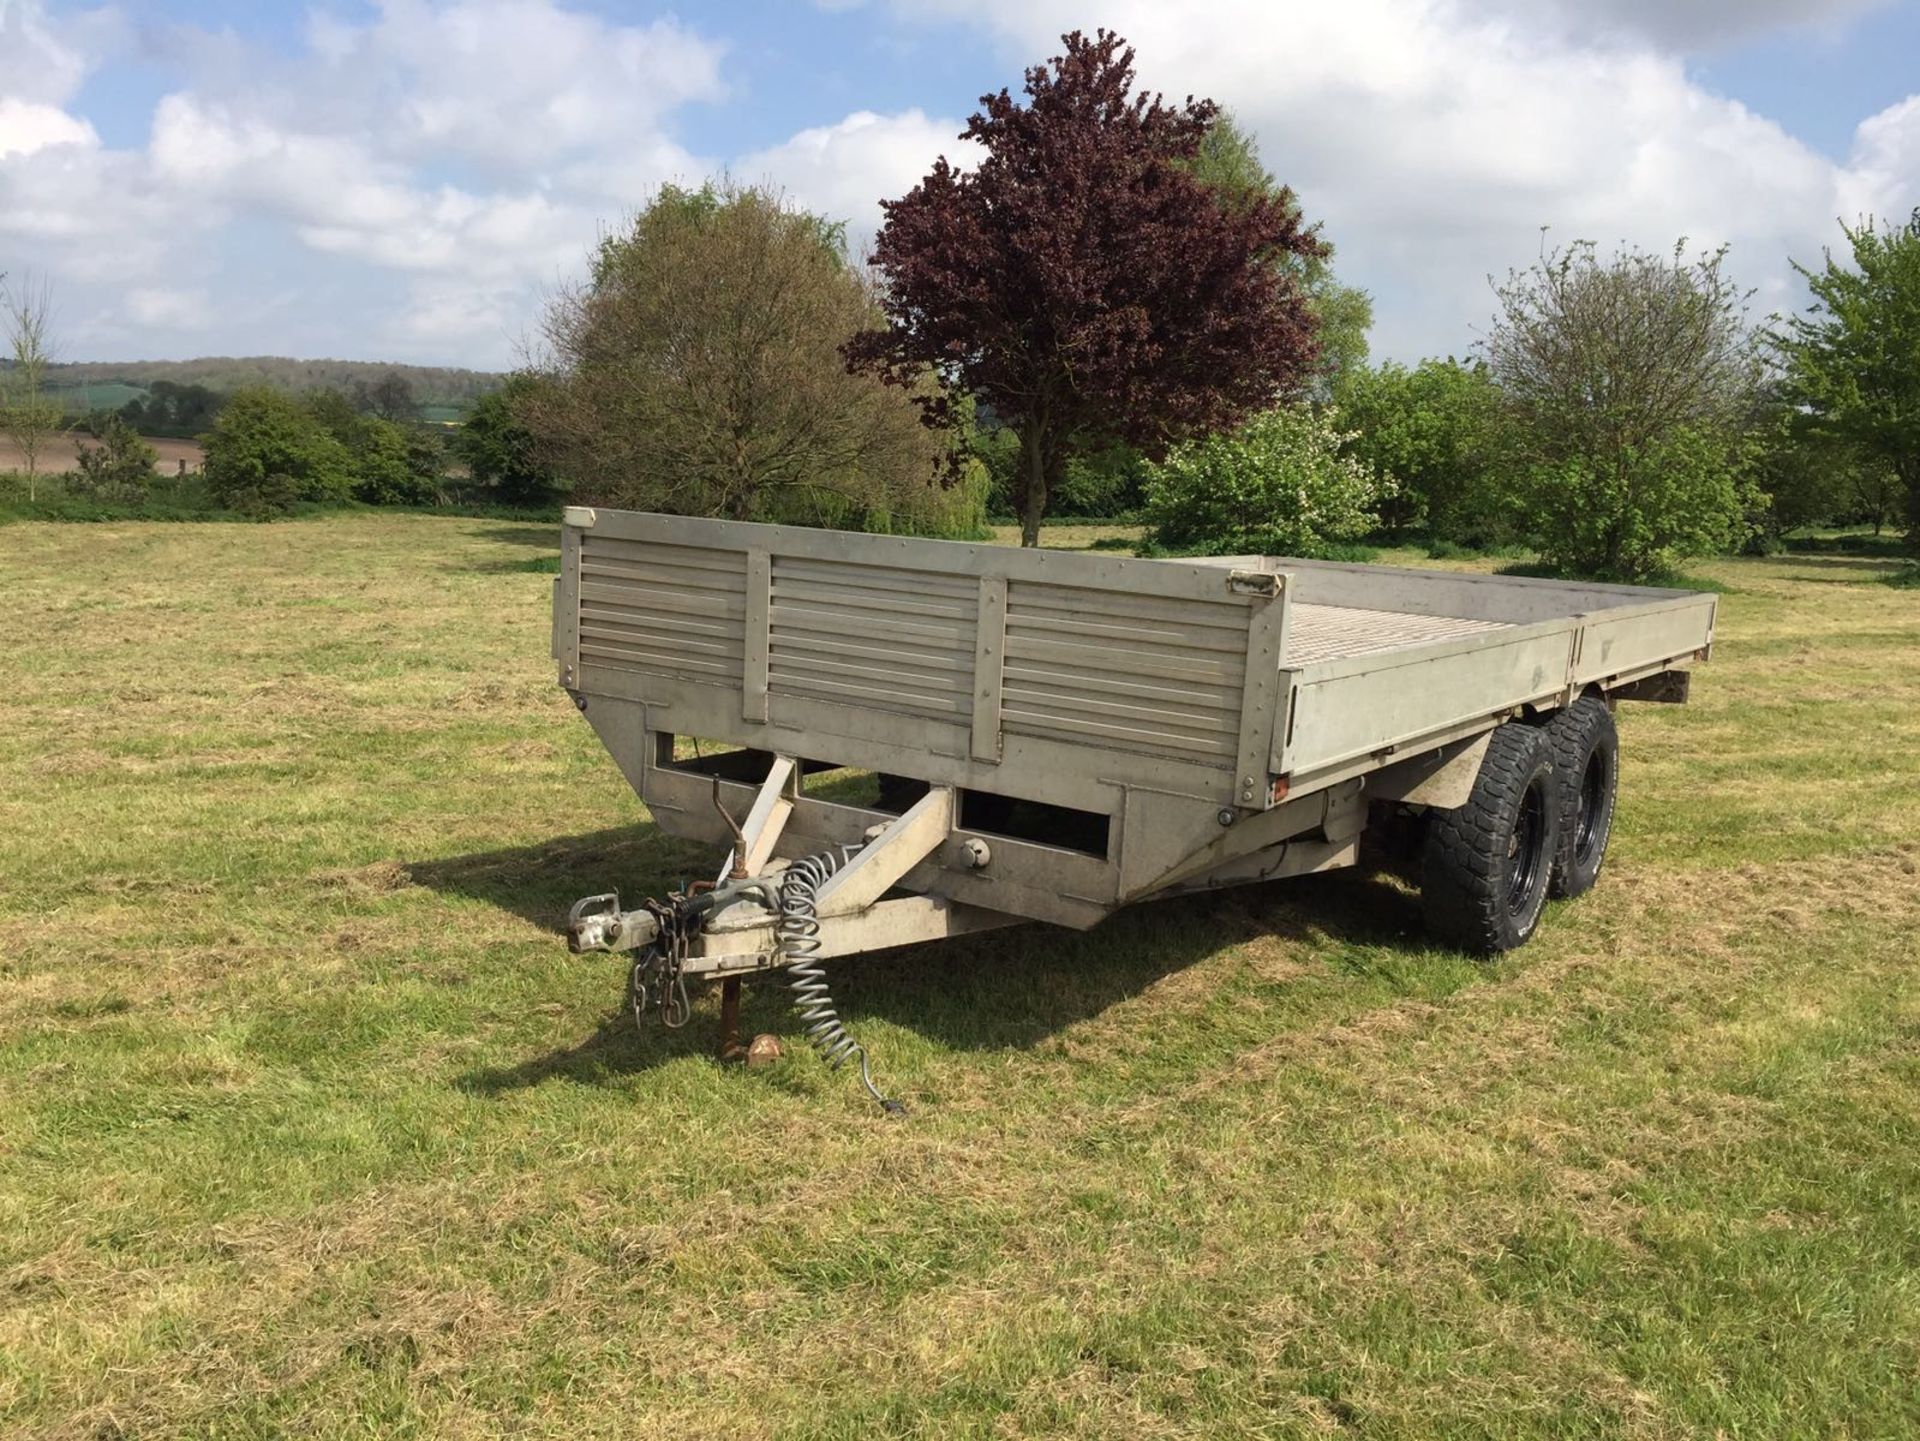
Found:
[1283,603,1511,665]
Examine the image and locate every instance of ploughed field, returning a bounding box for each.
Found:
[0,434,205,475]
[2,515,1917,1438]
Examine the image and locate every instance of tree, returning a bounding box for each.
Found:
[525,182,958,531]
[202,387,353,516]
[1850,459,1906,535]
[1141,404,1390,557]
[68,414,156,507]
[1739,380,1907,545]
[1771,214,1920,550]
[352,369,417,423]
[304,389,444,505]
[1483,239,1760,579]
[849,30,1323,547]
[1189,112,1372,393]
[1,273,65,502]
[1334,358,1505,541]
[1747,396,1843,543]
[122,379,225,437]
[345,416,439,505]
[459,375,556,507]
[1519,427,1754,578]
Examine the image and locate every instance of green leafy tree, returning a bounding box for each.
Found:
[1519,428,1754,578]
[1,273,65,502]
[1142,404,1390,557]
[303,388,361,444]
[459,375,556,507]
[402,428,447,504]
[1747,408,1841,544]
[121,379,224,437]
[68,414,157,507]
[1849,459,1906,535]
[1739,381,1904,547]
[1057,441,1150,518]
[344,417,426,505]
[303,389,442,505]
[1771,214,1920,550]
[977,422,1147,521]
[202,387,352,516]
[1334,358,1504,541]
[1484,239,1760,579]
[525,182,960,532]
[1190,113,1373,393]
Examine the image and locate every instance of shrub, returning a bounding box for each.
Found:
[457,376,556,508]
[1142,404,1390,557]
[1334,358,1509,543]
[343,416,443,506]
[304,390,445,506]
[1515,426,1755,581]
[202,388,352,515]
[68,416,157,507]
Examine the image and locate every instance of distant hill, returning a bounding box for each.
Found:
[38,357,505,419]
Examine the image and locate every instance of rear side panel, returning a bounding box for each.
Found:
[557,508,1289,819]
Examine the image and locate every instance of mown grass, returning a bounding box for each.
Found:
[2,515,1917,1438]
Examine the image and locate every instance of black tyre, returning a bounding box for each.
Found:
[1540,695,1618,898]
[1421,722,1562,953]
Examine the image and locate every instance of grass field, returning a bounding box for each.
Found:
[2,514,1918,1438]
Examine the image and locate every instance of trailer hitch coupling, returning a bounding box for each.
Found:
[566,892,663,954]
[567,855,905,1113]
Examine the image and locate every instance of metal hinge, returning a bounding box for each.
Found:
[1227,570,1281,597]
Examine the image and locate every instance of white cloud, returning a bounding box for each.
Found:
[0,0,722,359]
[126,286,210,329]
[0,97,97,158]
[1491,0,1888,49]
[292,0,726,182]
[1839,94,1920,226]
[0,0,1913,367]
[0,0,117,105]
[734,109,979,241]
[890,0,1918,359]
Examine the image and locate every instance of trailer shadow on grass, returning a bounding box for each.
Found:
[424,825,1439,1094]
[473,523,562,549]
[408,822,721,935]
[827,868,1434,1053]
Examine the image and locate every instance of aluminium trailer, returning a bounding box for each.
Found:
[551,507,1714,1097]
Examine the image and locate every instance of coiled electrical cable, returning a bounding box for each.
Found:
[775,844,905,1115]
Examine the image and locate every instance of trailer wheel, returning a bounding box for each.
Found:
[1541,695,1618,898]
[1421,722,1562,954]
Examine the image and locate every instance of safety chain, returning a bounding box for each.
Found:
[628,896,693,1031]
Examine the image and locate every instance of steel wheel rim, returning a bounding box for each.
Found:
[1506,778,1547,916]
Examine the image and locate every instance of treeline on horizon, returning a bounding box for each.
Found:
[28,356,504,418]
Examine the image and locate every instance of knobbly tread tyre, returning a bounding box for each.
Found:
[1421,722,1562,954]
[1540,695,1618,899]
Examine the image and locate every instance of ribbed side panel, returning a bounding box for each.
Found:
[768,556,978,722]
[1001,582,1248,765]
[577,533,746,687]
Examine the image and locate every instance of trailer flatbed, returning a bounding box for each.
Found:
[549,508,1714,1090]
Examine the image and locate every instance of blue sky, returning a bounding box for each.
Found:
[3,0,1916,369]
